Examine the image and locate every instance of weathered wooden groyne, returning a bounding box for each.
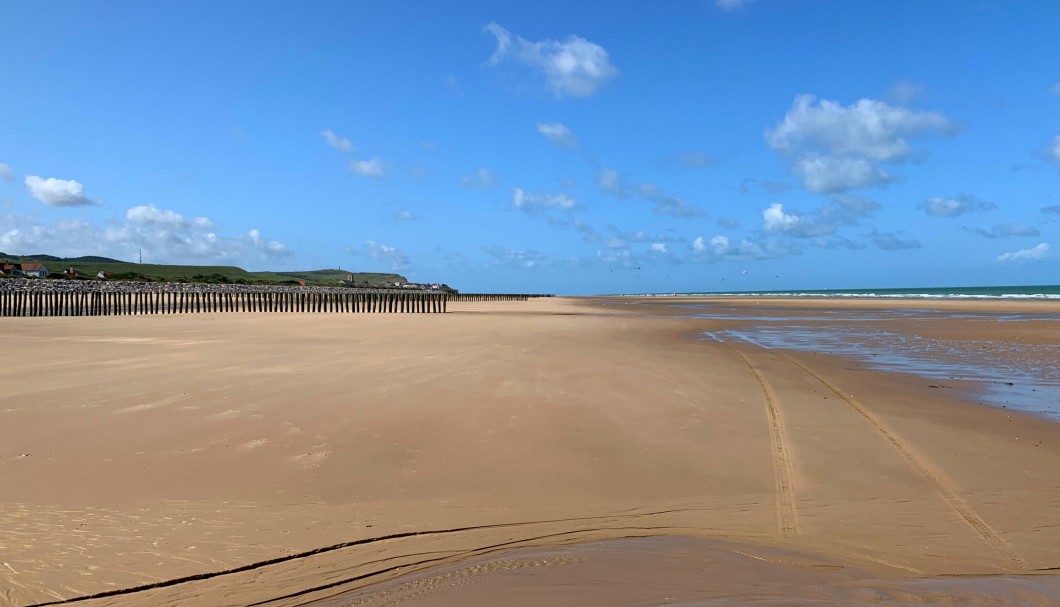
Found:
[0,279,448,316]
[448,294,554,302]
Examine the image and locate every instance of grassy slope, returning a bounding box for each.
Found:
[0,253,407,286]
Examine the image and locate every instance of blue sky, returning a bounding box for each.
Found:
[1,0,1058,294]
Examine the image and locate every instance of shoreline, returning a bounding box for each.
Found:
[1,297,1058,606]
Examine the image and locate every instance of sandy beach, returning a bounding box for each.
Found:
[2,297,1059,606]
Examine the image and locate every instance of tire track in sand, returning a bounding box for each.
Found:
[729,347,799,537]
[783,353,1026,569]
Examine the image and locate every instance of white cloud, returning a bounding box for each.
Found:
[393,209,418,222]
[868,230,922,250]
[481,245,549,270]
[321,129,354,152]
[716,0,754,9]
[1050,83,1060,96]
[919,194,996,217]
[794,156,892,192]
[996,242,1049,263]
[1050,135,1060,162]
[596,168,625,198]
[650,242,668,253]
[126,204,213,230]
[348,158,385,179]
[0,163,13,183]
[0,205,290,265]
[761,195,879,238]
[484,23,618,98]
[762,202,800,233]
[366,240,409,270]
[25,175,99,207]
[972,223,1040,239]
[690,234,771,261]
[535,122,577,147]
[766,95,953,192]
[511,188,576,214]
[459,168,496,189]
[595,168,703,217]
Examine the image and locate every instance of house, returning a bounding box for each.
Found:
[18,263,48,277]
[2,262,49,277]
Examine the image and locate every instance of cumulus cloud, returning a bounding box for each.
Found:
[366,240,409,269]
[919,194,996,217]
[393,209,418,222]
[348,158,385,179]
[459,168,496,189]
[0,205,290,264]
[972,223,1040,239]
[535,122,578,147]
[689,233,775,262]
[766,95,953,192]
[0,163,13,183]
[321,129,354,152]
[126,204,214,230]
[25,175,99,207]
[760,195,879,238]
[484,23,618,98]
[650,242,668,254]
[511,188,576,215]
[762,203,800,233]
[595,168,704,218]
[996,242,1049,263]
[868,230,922,250]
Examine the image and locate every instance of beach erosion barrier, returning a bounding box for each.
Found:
[0,279,450,316]
[448,294,554,302]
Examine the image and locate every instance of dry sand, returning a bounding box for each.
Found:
[1,297,1058,606]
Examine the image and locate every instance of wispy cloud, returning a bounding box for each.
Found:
[716,0,755,10]
[511,188,576,215]
[459,168,496,189]
[366,240,409,269]
[996,242,1049,263]
[321,129,354,152]
[484,23,618,98]
[919,194,996,217]
[0,163,13,183]
[348,158,385,179]
[868,229,922,250]
[971,223,1040,238]
[535,122,578,147]
[595,168,704,218]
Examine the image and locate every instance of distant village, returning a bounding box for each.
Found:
[0,262,449,292]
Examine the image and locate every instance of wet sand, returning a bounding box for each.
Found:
[1,297,1058,606]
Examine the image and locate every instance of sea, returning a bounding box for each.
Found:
[617,285,1060,420]
[636,284,1060,299]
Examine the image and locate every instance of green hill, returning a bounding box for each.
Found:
[0,253,409,287]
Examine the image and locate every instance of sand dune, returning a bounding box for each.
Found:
[1,297,1058,606]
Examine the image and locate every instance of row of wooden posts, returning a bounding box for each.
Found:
[0,289,449,317]
[449,294,552,302]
